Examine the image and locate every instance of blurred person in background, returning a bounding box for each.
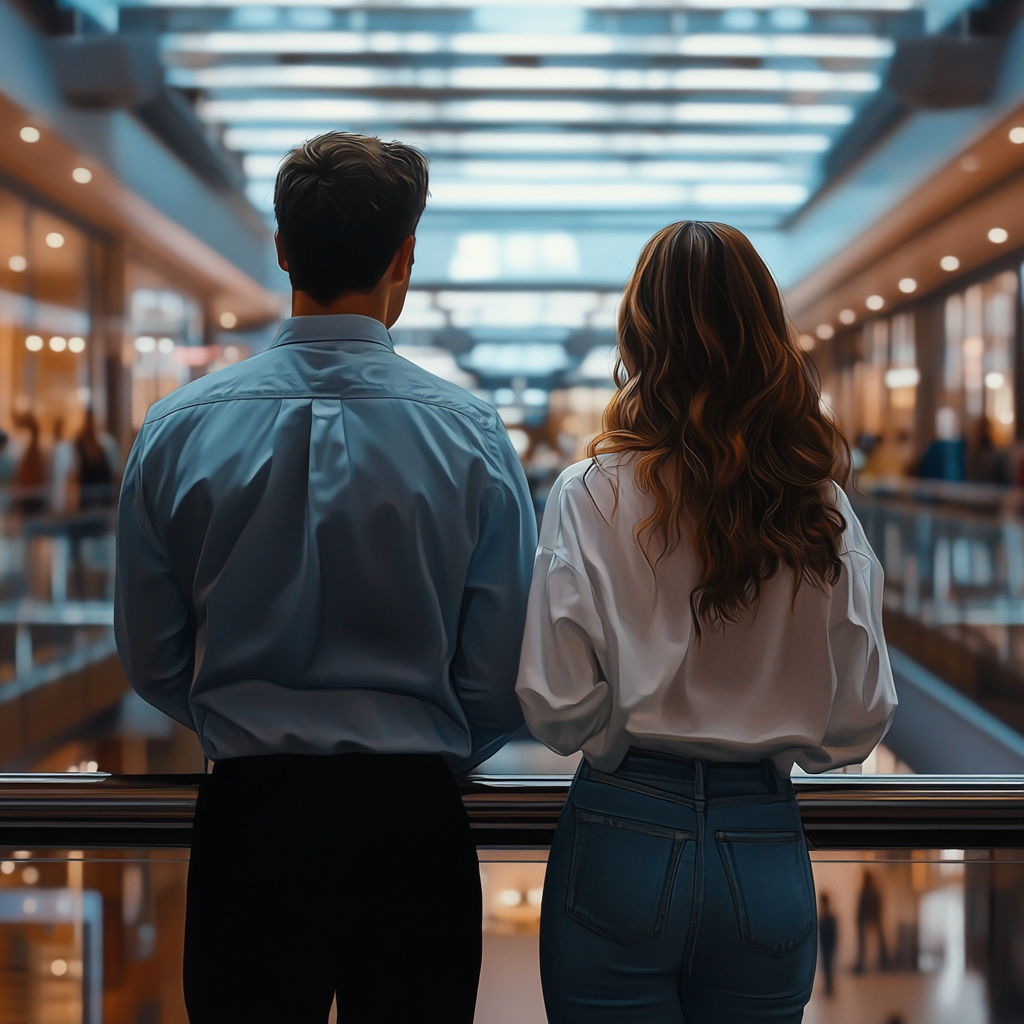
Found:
[75,408,115,509]
[517,221,896,1024]
[13,411,45,516]
[115,132,535,1024]
[49,417,76,513]
[918,407,965,483]
[818,892,838,997]
[854,870,889,973]
[0,431,13,513]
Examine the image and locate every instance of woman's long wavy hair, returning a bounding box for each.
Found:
[590,221,849,636]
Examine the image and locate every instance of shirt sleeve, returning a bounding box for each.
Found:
[797,545,898,772]
[516,483,613,756]
[114,428,197,730]
[447,432,538,772]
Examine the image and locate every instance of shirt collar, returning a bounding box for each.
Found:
[270,314,394,351]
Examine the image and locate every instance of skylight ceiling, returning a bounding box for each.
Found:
[110,0,917,236]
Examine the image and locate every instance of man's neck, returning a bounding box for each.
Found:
[290,290,387,322]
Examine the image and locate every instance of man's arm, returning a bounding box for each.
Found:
[114,429,197,730]
[448,433,538,772]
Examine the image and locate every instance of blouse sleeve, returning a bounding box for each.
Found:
[797,544,898,772]
[515,484,613,756]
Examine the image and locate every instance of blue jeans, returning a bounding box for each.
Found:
[540,751,817,1023]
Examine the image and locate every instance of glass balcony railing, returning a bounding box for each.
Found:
[0,773,1022,1024]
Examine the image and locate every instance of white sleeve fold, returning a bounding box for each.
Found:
[516,547,612,756]
[797,547,898,772]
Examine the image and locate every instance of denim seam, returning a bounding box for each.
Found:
[565,807,692,945]
[714,831,814,957]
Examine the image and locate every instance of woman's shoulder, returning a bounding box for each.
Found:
[829,482,877,564]
[540,454,638,547]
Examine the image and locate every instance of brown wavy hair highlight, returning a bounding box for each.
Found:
[589,221,849,636]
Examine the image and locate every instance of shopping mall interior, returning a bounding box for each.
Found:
[2,0,1024,1017]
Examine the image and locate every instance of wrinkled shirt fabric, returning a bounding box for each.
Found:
[516,456,897,774]
[116,314,536,772]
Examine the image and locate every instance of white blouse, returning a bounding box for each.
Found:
[516,455,897,774]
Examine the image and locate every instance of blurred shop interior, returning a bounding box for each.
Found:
[3,0,1024,1017]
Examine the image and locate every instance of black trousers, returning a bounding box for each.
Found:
[183,753,482,1023]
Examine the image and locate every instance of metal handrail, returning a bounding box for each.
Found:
[0,773,1022,850]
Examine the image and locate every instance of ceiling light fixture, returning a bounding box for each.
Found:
[8,255,26,272]
[220,311,238,329]
[989,227,1009,243]
[1010,126,1024,144]
[45,232,65,249]
[19,126,40,143]
[940,255,960,271]
[72,167,92,183]
[815,323,834,340]
[898,278,917,293]
[838,309,856,324]
[865,294,885,310]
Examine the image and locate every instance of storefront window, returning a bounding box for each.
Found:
[125,264,202,432]
[943,270,1017,447]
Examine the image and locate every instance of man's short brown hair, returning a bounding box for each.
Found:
[274,133,429,306]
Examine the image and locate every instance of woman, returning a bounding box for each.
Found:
[516,222,896,1023]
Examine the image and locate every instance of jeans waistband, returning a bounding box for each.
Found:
[592,749,790,802]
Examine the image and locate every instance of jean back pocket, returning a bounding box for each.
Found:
[566,808,691,945]
[715,830,814,957]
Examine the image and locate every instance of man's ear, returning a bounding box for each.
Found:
[392,236,415,283]
[274,232,290,273]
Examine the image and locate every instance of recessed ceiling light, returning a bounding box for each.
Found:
[25,335,43,351]
[798,333,816,351]
[898,278,917,293]
[71,167,92,184]
[1010,126,1024,144]
[220,311,238,329]
[838,309,856,324]
[45,232,64,249]
[940,255,960,271]
[7,255,26,272]
[68,336,86,353]
[989,227,1009,243]
[815,323,834,340]
[19,126,40,143]
[866,294,884,310]
[49,336,67,352]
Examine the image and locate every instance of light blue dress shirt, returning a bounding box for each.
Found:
[115,314,537,771]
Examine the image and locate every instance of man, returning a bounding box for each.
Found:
[115,133,536,1023]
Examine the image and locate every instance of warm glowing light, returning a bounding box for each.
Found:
[134,336,156,353]
[49,336,67,352]
[19,126,40,143]
[22,898,37,914]
[985,371,1005,389]
[885,367,920,388]
[86,760,98,772]
[838,308,856,324]
[898,277,917,293]
[1010,126,1024,144]
[45,232,65,249]
[68,336,86,353]
[0,862,13,875]
[220,311,238,329]
[989,227,1009,244]
[51,959,68,977]
[158,337,175,354]
[527,888,544,906]
[865,294,885,310]
[940,255,960,271]
[798,334,816,351]
[72,166,92,184]
[8,255,26,272]
[25,335,43,351]
[22,866,39,885]
[496,889,523,907]
[815,323,834,340]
